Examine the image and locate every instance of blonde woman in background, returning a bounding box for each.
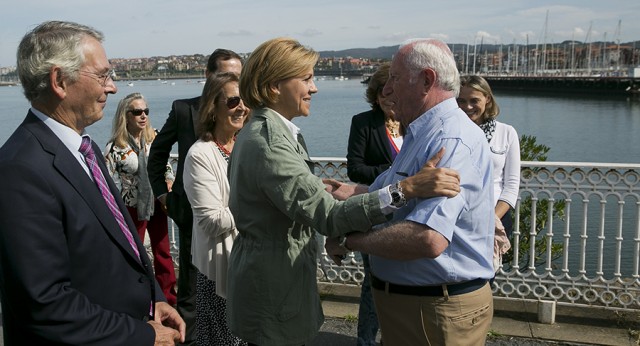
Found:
[105,92,177,306]
[457,75,520,271]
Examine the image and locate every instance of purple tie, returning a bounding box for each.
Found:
[79,136,141,260]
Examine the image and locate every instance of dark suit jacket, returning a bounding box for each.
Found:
[346,108,394,185]
[0,112,161,345]
[148,96,199,227]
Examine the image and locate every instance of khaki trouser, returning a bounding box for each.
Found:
[373,282,493,346]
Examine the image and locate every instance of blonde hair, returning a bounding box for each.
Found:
[110,92,155,149]
[460,75,500,122]
[240,37,319,109]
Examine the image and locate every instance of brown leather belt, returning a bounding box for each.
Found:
[371,275,486,297]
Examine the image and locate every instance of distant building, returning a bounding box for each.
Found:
[0,66,16,76]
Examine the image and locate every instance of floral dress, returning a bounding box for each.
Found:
[104,141,174,208]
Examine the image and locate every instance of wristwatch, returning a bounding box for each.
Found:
[389,181,407,208]
[338,235,352,252]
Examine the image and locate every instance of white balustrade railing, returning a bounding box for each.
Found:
[161,156,640,313]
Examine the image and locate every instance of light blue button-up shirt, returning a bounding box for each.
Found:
[369,98,495,285]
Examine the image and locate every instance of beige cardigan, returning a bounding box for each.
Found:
[183,139,237,298]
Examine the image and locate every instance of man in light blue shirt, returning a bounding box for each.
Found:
[326,38,494,346]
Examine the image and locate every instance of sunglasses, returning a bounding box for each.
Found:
[128,108,149,116]
[224,96,242,109]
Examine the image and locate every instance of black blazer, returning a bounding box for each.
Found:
[0,112,162,345]
[147,96,199,226]
[346,109,394,185]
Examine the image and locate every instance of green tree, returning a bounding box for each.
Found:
[502,135,565,270]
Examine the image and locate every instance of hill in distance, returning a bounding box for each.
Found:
[318,40,640,60]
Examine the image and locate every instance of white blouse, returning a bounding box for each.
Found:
[489,121,521,208]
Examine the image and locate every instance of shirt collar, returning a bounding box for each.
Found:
[406,98,459,136]
[266,107,301,138]
[31,107,88,153]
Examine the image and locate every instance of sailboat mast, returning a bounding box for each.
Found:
[541,9,549,74]
[614,19,622,71]
[586,21,593,75]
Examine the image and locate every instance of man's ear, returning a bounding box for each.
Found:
[49,66,67,100]
[423,68,436,92]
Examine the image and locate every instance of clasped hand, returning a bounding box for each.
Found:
[323,180,368,200]
[149,302,185,345]
[325,236,349,265]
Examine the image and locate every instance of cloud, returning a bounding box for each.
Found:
[297,29,322,38]
[382,32,413,43]
[555,27,589,41]
[475,31,501,43]
[518,31,536,41]
[430,33,449,41]
[150,29,169,35]
[218,30,253,37]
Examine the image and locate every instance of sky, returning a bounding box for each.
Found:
[1,0,639,67]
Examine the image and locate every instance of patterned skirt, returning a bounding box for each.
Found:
[196,271,246,346]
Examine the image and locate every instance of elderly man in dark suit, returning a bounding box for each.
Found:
[0,21,184,345]
[147,48,242,345]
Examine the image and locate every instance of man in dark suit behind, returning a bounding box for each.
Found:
[0,21,184,345]
[147,48,242,344]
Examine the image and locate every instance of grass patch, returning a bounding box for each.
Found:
[486,329,503,338]
[343,314,357,323]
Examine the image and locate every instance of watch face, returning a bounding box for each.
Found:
[390,183,406,207]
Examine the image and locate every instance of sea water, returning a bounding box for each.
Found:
[2,79,640,163]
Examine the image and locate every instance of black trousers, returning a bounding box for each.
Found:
[169,193,197,345]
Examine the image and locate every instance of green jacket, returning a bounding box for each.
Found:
[227,108,388,346]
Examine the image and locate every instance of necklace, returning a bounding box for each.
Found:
[213,138,232,157]
[385,118,400,138]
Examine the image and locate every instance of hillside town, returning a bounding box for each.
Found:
[0,54,386,84]
[2,40,640,85]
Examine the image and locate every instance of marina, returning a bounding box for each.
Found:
[485,75,640,95]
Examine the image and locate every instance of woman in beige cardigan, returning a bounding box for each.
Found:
[183,72,249,346]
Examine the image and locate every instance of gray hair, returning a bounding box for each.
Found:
[17,21,104,102]
[400,38,460,96]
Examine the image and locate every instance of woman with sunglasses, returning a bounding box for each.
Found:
[105,92,178,306]
[182,72,249,346]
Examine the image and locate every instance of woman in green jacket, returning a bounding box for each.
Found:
[226,37,461,346]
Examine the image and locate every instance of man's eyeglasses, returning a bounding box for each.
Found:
[79,69,115,86]
[128,108,150,116]
[224,96,242,109]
